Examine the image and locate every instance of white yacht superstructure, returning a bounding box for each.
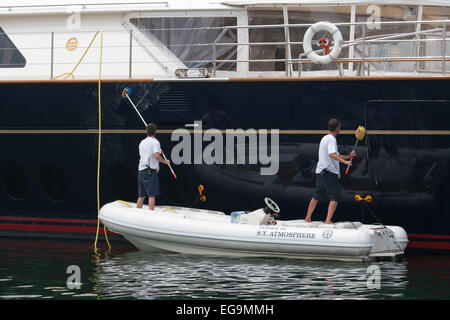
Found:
[1,0,450,80]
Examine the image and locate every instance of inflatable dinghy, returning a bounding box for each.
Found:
[99,198,408,261]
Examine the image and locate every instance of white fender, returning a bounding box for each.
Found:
[303,21,343,65]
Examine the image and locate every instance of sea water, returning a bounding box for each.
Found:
[0,238,449,300]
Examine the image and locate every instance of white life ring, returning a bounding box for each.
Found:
[303,21,343,65]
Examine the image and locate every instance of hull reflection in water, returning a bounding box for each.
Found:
[96,251,409,300]
[2,239,450,300]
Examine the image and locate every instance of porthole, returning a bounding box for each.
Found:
[109,163,137,201]
[1,161,28,200]
[40,162,67,201]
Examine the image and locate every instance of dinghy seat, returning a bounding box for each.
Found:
[237,209,270,225]
[278,220,322,228]
[234,197,280,225]
[332,222,362,229]
[316,222,363,229]
[278,220,363,229]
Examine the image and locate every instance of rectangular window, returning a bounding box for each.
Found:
[355,5,418,73]
[0,27,26,68]
[420,6,450,72]
[248,9,286,71]
[130,16,237,71]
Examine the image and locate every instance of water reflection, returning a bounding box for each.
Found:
[2,239,449,300]
[95,251,409,300]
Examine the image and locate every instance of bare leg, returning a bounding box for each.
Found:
[325,201,338,224]
[137,196,145,209]
[305,198,318,222]
[148,196,155,211]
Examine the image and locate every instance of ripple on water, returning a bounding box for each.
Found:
[2,239,449,300]
[92,252,410,300]
[0,295,43,299]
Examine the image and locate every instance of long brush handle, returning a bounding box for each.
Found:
[125,92,177,179]
[160,149,177,179]
[125,94,148,127]
[345,139,358,175]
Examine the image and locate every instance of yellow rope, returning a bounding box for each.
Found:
[53,31,103,81]
[54,30,111,250]
[115,200,133,208]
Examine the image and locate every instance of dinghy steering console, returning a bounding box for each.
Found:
[263,197,280,224]
[263,197,280,215]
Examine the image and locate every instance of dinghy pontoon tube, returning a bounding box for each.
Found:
[99,198,408,261]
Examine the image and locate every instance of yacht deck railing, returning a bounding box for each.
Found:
[211,19,450,77]
[1,19,450,79]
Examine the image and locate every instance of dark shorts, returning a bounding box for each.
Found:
[313,171,342,202]
[138,168,160,198]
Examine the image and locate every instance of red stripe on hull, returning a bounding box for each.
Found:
[408,233,450,240]
[0,223,113,234]
[408,241,450,250]
[0,219,448,249]
[0,216,97,224]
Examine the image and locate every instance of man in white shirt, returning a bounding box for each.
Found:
[137,123,170,211]
[304,119,355,224]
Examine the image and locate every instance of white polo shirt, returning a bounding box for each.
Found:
[315,134,340,177]
[138,136,161,171]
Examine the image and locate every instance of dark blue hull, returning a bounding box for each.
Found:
[1,77,450,251]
